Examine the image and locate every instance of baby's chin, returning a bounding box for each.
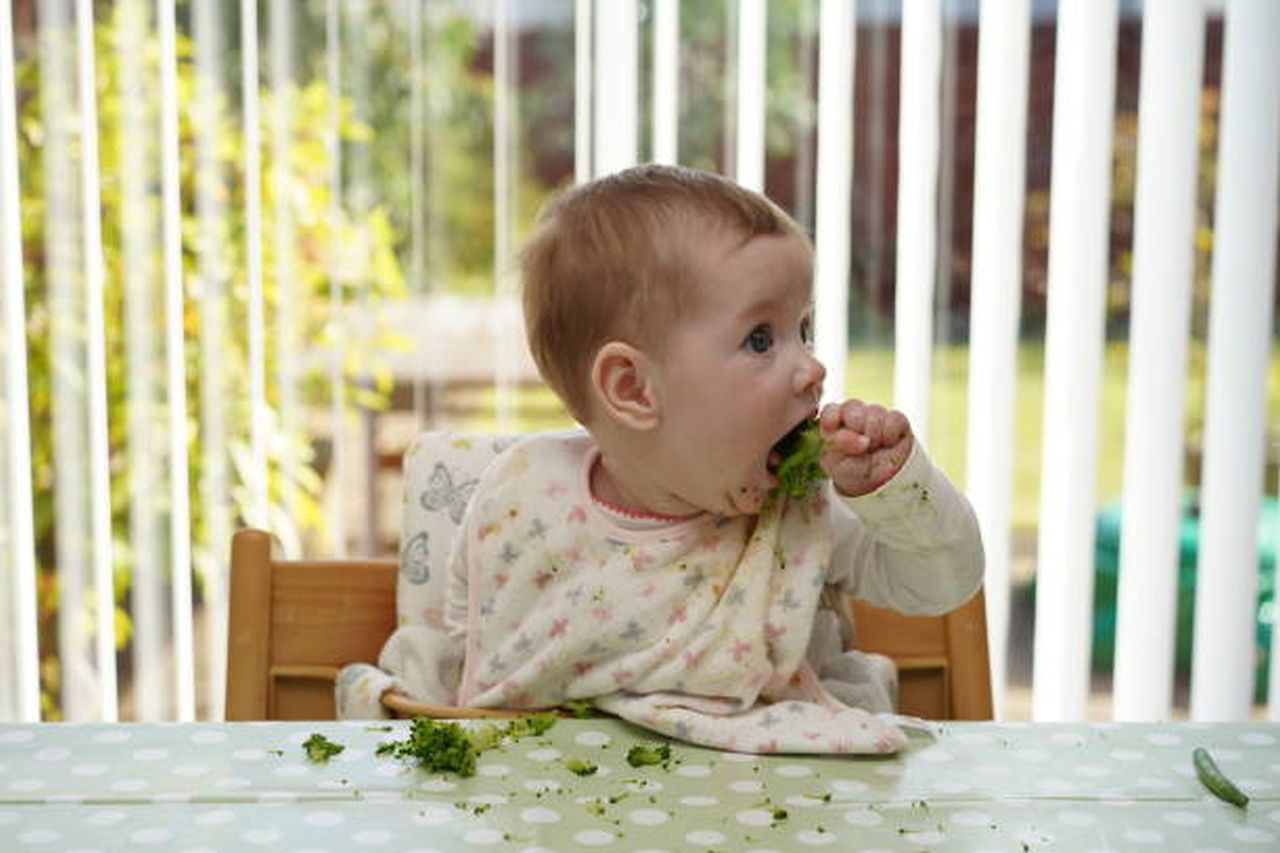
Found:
[664,469,774,517]
[727,482,771,516]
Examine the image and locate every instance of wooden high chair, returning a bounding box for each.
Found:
[227,429,992,721]
[224,531,993,721]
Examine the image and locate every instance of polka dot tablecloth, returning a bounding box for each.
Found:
[2,719,1278,851]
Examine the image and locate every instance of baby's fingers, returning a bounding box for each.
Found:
[870,404,911,445]
[826,429,871,456]
[820,399,872,441]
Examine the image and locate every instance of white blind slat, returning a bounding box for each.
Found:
[494,0,518,429]
[592,0,637,176]
[574,0,593,182]
[324,0,348,556]
[1031,0,1118,722]
[269,0,299,556]
[241,0,268,530]
[892,0,942,438]
[813,0,855,398]
[1111,0,1205,722]
[75,0,119,722]
[735,0,766,191]
[1271,447,1280,721]
[1190,0,1280,721]
[117,0,165,721]
[408,0,432,426]
[192,0,231,719]
[965,0,1030,719]
[409,0,425,298]
[789,0,817,230]
[157,0,195,721]
[348,2,377,557]
[0,0,42,722]
[651,0,679,165]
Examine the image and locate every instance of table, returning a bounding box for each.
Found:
[3,718,1278,851]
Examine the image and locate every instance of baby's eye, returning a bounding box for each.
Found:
[800,316,814,348]
[745,325,773,353]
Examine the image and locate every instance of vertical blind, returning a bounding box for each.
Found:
[965,0,1029,721]
[1,0,1277,724]
[1112,0,1205,722]
[1031,0,1119,723]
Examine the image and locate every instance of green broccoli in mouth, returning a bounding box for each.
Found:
[771,418,827,499]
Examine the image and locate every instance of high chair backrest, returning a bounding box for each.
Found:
[227,430,992,720]
[396,432,526,633]
[224,529,397,720]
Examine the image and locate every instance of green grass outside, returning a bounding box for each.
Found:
[461,340,1280,536]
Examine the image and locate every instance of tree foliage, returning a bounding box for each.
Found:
[14,6,405,716]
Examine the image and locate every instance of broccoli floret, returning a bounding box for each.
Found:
[560,699,596,719]
[564,757,598,776]
[771,418,827,499]
[376,719,480,776]
[375,714,558,777]
[504,712,558,739]
[625,742,672,768]
[465,723,506,754]
[302,733,345,764]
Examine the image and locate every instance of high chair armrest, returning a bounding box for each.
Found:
[379,690,528,719]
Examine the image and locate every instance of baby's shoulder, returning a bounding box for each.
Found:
[494,428,590,468]
[476,428,592,495]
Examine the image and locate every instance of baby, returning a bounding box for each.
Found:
[371,164,982,754]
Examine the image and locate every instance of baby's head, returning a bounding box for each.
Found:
[521,164,805,424]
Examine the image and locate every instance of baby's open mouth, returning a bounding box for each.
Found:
[767,417,827,498]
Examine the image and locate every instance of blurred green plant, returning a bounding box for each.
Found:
[14,8,405,717]
[287,0,558,295]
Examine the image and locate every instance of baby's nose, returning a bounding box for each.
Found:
[796,352,826,400]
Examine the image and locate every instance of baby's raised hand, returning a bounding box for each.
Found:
[818,399,914,497]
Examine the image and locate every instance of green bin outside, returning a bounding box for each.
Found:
[1091,494,1280,698]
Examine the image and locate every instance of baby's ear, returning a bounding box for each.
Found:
[590,341,660,430]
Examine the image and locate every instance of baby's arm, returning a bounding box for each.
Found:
[825,436,983,616]
[818,399,914,497]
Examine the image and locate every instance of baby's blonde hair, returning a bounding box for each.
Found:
[521,163,803,422]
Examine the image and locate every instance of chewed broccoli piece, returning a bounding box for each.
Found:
[504,711,558,739]
[560,699,596,719]
[302,733,345,764]
[771,418,827,499]
[564,757,598,776]
[376,714,559,777]
[376,718,481,776]
[625,742,672,768]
